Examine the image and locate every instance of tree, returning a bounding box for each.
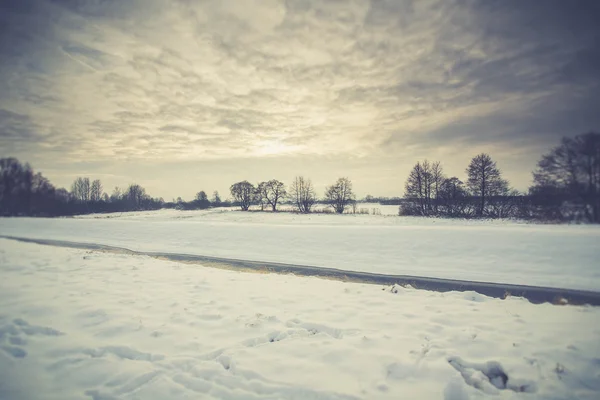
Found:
[257,179,287,211]
[0,158,74,216]
[0,158,33,215]
[256,182,268,211]
[290,176,316,213]
[325,177,355,214]
[90,179,103,202]
[466,154,508,217]
[230,181,255,211]
[531,132,600,223]
[110,186,123,202]
[196,191,208,202]
[195,190,210,209]
[71,177,91,203]
[212,191,221,206]
[30,173,55,215]
[125,183,148,210]
[437,177,468,217]
[431,161,445,214]
[403,160,439,216]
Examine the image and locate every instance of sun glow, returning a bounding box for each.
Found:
[255,140,302,156]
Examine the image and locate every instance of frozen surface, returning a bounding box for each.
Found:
[1,207,599,290]
[1,239,599,399]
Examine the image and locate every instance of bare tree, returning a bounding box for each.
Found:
[125,183,148,210]
[290,176,316,213]
[90,179,103,202]
[403,160,444,216]
[230,181,255,211]
[437,177,468,217]
[71,177,91,203]
[325,177,355,214]
[110,186,123,202]
[212,190,221,206]
[466,154,508,217]
[403,162,428,215]
[256,182,268,211]
[81,178,90,202]
[1,158,33,215]
[431,161,444,213]
[258,179,287,211]
[70,179,80,201]
[532,132,600,222]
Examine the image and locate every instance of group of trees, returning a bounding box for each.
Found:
[530,132,599,223]
[400,132,600,222]
[401,154,520,218]
[172,190,226,210]
[0,158,71,216]
[229,177,356,214]
[0,158,164,216]
[71,177,105,203]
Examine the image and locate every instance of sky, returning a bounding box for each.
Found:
[1,0,599,200]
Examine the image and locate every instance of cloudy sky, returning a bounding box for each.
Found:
[1,0,599,200]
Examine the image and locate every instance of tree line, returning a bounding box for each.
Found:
[0,161,168,216]
[400,132,599,223]
[1,132,598,222]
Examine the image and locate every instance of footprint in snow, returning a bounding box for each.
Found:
[448,356,537,394]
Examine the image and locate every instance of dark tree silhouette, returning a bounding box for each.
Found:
[290,176,316,213]
[111,186,123,202]
[257,179,286,211]
[125,184,148,210]
[256,182,268,211]
[0,158,33,215]
[71,177,91,203]
[196,191,208,202]
[325,177,355,214]
[230,181,255,211]
[531,132,600,223]
[212,190,221,206]
[403,160,444,216]
[90,179,103,202]
[0,158,74,216]
[437,177,468,217]
[466,153,509,217]
[1,158,165,216]
[194,190,210,209]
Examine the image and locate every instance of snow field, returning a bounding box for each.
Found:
[1,207,599,290]
[1,239,599,399]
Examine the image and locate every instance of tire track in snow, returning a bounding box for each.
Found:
[2,235,599,306]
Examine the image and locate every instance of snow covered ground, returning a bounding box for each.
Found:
[1,207,599,290]
[1,239,599,400]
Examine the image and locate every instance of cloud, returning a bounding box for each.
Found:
[0,0,599,195]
